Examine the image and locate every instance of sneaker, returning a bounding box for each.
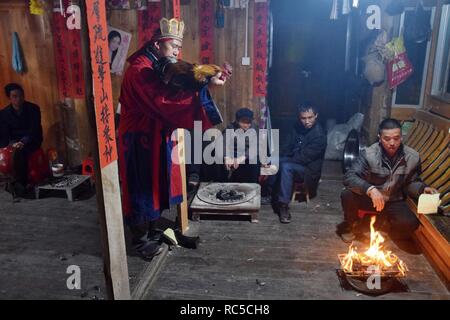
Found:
[336,221,356,243]
[278,203,291,224]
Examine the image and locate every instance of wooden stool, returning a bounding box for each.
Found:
[291,181,310,205]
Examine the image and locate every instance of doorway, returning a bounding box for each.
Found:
[268,0,350,133]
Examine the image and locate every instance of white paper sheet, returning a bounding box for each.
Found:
[417,193,441,214]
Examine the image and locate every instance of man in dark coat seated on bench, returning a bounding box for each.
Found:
[337,118,438,242]
[261,103,327,224]
[0,83,43,198]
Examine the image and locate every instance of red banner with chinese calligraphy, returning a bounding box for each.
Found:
[199,0,215,65]
[67,22,85,98]
[173,0,181,19]
[137,1,162,48]
[253,1,268,97]
[86,0,118,168]
[52,1,85,99]
[52,9,73,98]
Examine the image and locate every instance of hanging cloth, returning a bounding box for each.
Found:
[405,1,431,43]
[12,32,25,74]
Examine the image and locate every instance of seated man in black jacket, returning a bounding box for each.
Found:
[262,103,327,223]
[0,83,43,196]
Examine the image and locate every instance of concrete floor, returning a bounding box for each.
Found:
[1,161,448,299]
[145,161,450,300]
[0,182,150,300]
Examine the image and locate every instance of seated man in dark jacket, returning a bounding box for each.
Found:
[337,118,438,242]
[262,103,327,223]
[222,108,260,183]
[0,83,43,196]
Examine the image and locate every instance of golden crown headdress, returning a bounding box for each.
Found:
[158,18,185,41]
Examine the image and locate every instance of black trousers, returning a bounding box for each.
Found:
[224,163,260,184]
[341,189,420,239]
[12,148,30,186]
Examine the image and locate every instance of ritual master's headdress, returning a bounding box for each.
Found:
[155,18,185,42]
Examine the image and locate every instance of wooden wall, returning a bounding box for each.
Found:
[108,0,260,128]
[0,0,264,166]
[0,1,66,157]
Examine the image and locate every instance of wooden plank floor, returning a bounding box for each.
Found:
[146,162,450,300]
[0,184,149,300]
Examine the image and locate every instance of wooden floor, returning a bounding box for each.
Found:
[0,183,149,300]
[146,162,450,300]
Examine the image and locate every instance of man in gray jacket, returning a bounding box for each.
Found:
[337,118,438,242]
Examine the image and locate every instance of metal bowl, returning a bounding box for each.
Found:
[342,129,361,174]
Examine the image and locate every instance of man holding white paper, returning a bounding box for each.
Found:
[337,119,438,242]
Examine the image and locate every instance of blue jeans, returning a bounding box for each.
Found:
[263,157,305,205]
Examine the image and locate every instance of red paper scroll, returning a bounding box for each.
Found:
[67,23,85,98]
[137,1,162,48]
[52,1,85,98]
[173,0,181,19]
[253,1,268,97]
[86,0,118,168]
[199,0,215,65]
[52,9,72,98]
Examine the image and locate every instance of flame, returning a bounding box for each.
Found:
[340,216,408,277]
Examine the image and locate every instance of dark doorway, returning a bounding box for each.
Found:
[268,0,350,132]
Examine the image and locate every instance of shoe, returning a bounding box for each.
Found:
[133,235,163,261]
[336,221,356,243]
[148,229,163,242]
[261,196,272,205]
[174,229,200,249]
[278,203,291,224]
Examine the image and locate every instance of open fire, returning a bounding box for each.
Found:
[339,216,408,278]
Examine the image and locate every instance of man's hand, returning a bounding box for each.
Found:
[225,157,234,170]
[424,187,439,194]
[368,188,385,212]
[208,72,226,87]
[12,142,24,150]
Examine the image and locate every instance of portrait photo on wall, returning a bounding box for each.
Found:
[107,26,132,75]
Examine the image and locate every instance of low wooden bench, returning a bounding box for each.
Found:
[403,110,450,290]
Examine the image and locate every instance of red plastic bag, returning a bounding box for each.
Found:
[386,37,414,89]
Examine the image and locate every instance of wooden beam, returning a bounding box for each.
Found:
[80,0,130,300]
[176,129,189,234]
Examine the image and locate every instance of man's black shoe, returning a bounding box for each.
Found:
[336,221,356,243]
[278,203,291,224]
[133,234,164,261]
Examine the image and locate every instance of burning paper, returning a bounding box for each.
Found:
[339,216,408,277]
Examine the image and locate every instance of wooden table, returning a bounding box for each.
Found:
[35,174,92,201]
[190,183,261,223]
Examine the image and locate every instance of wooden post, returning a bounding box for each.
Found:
[176,129,189,234]
[61,98,82,168]
[80,0,130,300]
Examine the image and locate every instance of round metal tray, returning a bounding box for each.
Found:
[196,183,257,206]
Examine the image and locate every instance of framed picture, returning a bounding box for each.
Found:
[107,26,132,75]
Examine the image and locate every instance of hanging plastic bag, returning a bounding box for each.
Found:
[362,31,388,86]
[385,37,414,89]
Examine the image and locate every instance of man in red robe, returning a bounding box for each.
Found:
[118,18,225,260]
